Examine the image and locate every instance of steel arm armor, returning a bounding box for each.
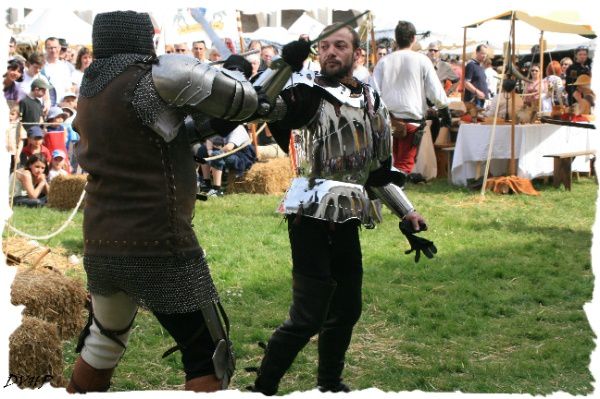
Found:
[369,183,415,219]
[152,55,258,121]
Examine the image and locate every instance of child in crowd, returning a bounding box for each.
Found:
[9,153,49,207]
[43,106,71,173]
[5,100,27,172]
[48,149,69,182]
[59,104,80,172]
[20,125,51,166]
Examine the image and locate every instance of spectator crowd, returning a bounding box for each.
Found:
[5,25,594,205]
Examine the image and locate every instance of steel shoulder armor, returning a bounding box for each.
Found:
[152,54,258,121]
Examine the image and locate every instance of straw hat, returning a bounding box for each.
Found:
[569,74,591,86]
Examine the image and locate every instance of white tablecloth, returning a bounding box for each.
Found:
[451,123,598,186]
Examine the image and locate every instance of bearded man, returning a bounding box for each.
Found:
[248,23,436,395]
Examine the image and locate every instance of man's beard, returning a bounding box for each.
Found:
[321,57,354,79]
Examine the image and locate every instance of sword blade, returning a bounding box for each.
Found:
[309,10,370,45]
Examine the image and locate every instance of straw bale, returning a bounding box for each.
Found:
[3,236,80,273]
[227,157,294,195]
[47,174,87,210]
[9,316,66,389]
[11,267,87,340]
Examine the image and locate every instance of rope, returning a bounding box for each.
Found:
[6,184,87,241]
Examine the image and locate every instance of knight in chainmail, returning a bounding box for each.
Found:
[245,25,437,394]
[67,11,260,393]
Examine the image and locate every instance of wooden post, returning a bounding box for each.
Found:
[461,27,467,102]
[508,13,517,176]
[250,123,258,157]
[236,10,245,53]
[538,31,544,115]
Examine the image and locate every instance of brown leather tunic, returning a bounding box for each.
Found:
[74,63,201,257]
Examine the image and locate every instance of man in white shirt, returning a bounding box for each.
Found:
[42,37,75,106]
[372,21,451,174]
[196,125,256,197]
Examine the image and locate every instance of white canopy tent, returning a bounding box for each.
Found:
[17,8,93,45]
[288,13,325,40]
[243,26,297,46]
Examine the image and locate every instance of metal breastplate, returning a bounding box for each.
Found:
[280,79,392,226]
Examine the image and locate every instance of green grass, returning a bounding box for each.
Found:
[6,177,597,394]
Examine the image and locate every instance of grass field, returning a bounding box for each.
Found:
[5,177,598,394]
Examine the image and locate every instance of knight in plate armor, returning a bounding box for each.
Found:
[248,24,437,395]
[67,11,261,393]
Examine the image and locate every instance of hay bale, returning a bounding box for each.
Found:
[11,267,87,340]
[47,174,87,210]
[3,236,82,273]
[227,157,294,195]
[9,316,66,389]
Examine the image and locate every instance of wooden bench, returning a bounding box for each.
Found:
[543,150,596,190]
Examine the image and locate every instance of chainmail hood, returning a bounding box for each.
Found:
[92,11,156,59]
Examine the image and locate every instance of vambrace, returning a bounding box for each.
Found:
[369,183,416,219]
[152,55,258,121]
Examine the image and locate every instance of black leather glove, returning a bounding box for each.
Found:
[223,54,253,79]
[439,106,452,128]
[281,39,312,72]
[399,219,437,263]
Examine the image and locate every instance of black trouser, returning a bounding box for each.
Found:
[255,215,363,393]
[12,195,47,207]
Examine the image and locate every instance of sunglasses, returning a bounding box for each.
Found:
[428,49,439,52]
[175,49,186,53]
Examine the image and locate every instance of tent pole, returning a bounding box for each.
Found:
[538,31,544,115]
[461,27,467,102]
[236,10,245,53]
[509,12,516,176]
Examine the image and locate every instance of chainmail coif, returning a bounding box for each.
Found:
[92,10,155,59]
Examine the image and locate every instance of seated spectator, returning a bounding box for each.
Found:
[570,74,595,115]
[196,125,256,197]
[20,126,51,166]
[43,106,71,172]
[4,59,26,102]
[48,149,69,182]
[9,153,49,207]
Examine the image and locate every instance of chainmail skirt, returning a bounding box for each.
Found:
[84,254,220,314]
